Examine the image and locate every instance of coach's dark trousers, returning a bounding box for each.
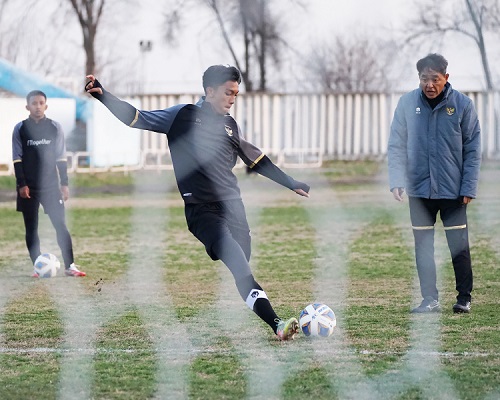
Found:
[409,197,473,303]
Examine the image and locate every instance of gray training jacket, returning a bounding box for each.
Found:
[388,83,481,199]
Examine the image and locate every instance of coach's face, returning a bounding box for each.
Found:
[26,95,48,122]
[419,67,449,99]
[206,80,239,115]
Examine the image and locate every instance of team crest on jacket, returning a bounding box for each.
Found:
[446,107,455,116]
[225,125,233,136]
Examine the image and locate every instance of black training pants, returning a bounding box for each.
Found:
[18,189,74,268]
[409,197,473,303]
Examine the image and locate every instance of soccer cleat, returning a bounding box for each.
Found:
[453,300,471,314]
[411,296,441,313]
[65,263,86,277]
[276,317,299,341]
[32,270,39,278]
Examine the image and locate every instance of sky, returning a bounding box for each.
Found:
[124,0,493,94]
[1,0,496,94]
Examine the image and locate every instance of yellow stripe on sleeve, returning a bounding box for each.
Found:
[249,153,265,169]
[130,110,140,127]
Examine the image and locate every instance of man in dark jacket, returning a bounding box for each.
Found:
[85,65,310,339]
[388,54,481,314]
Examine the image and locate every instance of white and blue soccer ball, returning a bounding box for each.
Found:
[34,253,61,278]
[299,303,336,338]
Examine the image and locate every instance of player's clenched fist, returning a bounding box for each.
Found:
[85,75,103,95]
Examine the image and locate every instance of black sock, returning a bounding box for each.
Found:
[236,274,280,333]
[253,298,280,333]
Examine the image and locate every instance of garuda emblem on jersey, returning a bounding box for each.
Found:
[446,107,455,116]
[225,125,233,137]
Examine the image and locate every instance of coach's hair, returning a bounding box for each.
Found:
[26,90,47,103]
[202,65,242,92]
[416,53,448,75]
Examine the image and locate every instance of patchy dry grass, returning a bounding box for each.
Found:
[0,164,499,399]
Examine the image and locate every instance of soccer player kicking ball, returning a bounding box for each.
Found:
[85,65,309,340]
[12,90,86,277]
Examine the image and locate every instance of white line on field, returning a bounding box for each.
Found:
[0,347,496,358]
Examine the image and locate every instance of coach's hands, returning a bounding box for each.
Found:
[392,187,405,202]
[19,186,30,199]
[85,75,103,95]
[462,196,473,205]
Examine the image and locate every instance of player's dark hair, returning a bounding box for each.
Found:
[416,54,448,75]
[26,90,47,103]
[202,65,242,92]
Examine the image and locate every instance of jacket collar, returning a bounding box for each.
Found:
[196,96,230,116]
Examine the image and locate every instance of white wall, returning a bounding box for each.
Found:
[86,99,141,167]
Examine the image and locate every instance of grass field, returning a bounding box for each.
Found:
[0,161,498,400]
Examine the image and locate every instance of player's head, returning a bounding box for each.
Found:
[416,54,449,99]
[202,65,241,115]
[26,90,48,121]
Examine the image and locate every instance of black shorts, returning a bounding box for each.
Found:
[17,188,65,216]
[184,199,251,260]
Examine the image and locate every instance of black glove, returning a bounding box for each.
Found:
[84,78,103,95]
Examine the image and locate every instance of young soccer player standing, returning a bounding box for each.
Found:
[12,90,86,277]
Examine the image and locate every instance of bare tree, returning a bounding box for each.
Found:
[162,0,304,92]
[0,1,79,79]
[304,35,396,93]
[68,0,106,77]
[405,0,499,90]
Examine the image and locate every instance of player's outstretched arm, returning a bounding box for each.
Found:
[85,75,139,127]
[250,155,310,197]
[85,75,178,133]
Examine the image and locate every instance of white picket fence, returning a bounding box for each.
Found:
[1,91,499,175]
[132,91,500,170]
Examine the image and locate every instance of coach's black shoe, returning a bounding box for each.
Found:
[453,300,471,314]
[411,296,441,313]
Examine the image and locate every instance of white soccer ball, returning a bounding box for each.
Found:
[34,253,61,278]
[299,303,336,338]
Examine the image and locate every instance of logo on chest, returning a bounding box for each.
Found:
[446,107,455,116]
[224,125,233,137]
[27,139,51,146]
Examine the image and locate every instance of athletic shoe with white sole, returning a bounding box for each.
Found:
[276,317,299,341]
[411,296,441,313]
[453,300,471,313]
[65,263,86,277]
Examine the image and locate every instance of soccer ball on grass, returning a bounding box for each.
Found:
[34,253,61,278]
[299,303,336,338]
